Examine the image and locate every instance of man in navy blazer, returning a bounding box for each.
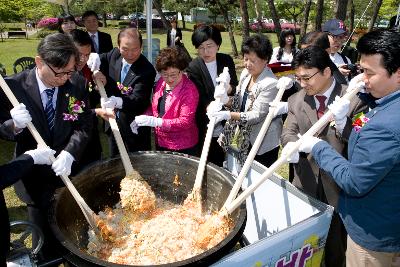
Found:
[0,33,92,260]
[298,30,400,266]
[82,10,113,54]
[93,28,156,156]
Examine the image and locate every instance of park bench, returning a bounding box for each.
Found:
[7,28,27,39]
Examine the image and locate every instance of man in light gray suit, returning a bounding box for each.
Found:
[281,46,367,267]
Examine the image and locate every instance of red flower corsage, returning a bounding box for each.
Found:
[117,82,133,95]
[352,112,369,133]
[63,95,85,121]
[82,65,94,92]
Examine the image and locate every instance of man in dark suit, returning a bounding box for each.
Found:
[0,33,93,260]
[1,143,54,267]
[93,28,156,156]
[297,30,400,266]
[281,46,367,267]
[69,29,113,168]
[82,10,113,54]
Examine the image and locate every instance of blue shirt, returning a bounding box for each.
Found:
[312,90,400,252]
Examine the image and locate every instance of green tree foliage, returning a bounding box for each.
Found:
[0,0,57,22]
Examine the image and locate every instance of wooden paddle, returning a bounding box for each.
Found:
[222,77,289,209]
[0,75,102,236]
[94,78,155,212]
[186,68,230,206]
[195,84,363,248]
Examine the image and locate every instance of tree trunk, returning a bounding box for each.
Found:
[266,0,281,40]
[153,0,170,29]
[181,12,186,29]
[349,0,355,34]
[314,0,324,31]
[300,0,312,41]
[368,0,383,32]
[102,12,107,28]
[335,0,349,21]
[220,4,238,57]
[239,0,250,40]
[252,0,263,33]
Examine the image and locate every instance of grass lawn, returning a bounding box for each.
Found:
[0,25,288,230]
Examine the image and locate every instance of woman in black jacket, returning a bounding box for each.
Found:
[166,17,182,47]
[186,25,238,166]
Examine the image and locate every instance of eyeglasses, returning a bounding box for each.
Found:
[295,71,320,82]
[197,43,217,53]
[46,63,75,78]
[161,71,181,80]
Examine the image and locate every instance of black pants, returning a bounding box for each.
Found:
[253,146,280,168]
[317,178,347,267]
[206,137,226,167]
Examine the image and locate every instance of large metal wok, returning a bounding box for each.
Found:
[49,151,247,267]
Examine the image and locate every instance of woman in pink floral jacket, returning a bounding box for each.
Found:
[131,47,199,156]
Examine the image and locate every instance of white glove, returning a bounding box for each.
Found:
[347,73,365,93]
[10,103,32,129]
[208,110,231,124]
[130,120,139,134]
[216,67,230,85]
[328,95,350,133]
[87,53,101,72]
[276,76,294,91]
[270,102,288,118]
[281,142,299,163]
[102,96,123,109]
[135,115,163,127]
[214,83,229,104]
[24,147,55,165]
[298,135,322,154]
[51,150,75,177]
[207,100,223,114]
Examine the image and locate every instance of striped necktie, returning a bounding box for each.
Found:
[44,88,55,131]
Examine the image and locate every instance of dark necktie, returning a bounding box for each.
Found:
[357,92,377,109]
[315,95,327,119]
[44,88,55,131]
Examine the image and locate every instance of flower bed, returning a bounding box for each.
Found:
[38,17,59,30]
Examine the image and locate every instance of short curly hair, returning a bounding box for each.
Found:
[155,47,188,72]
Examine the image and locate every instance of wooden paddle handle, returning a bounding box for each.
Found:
[193,116,217,189]
[225,85,362,214]
[0,75,98,229]
[223,80,287,208]
[94,78,134,176]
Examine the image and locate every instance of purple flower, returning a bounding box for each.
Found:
[63,113,78,121]
[354,125,362,133]
[72,104,83,113]
[37,17,59,30]
[361,117,369,123]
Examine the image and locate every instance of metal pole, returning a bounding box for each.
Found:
[146,0,152,64]
[341,0,373,51]
[396,3,400,31]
